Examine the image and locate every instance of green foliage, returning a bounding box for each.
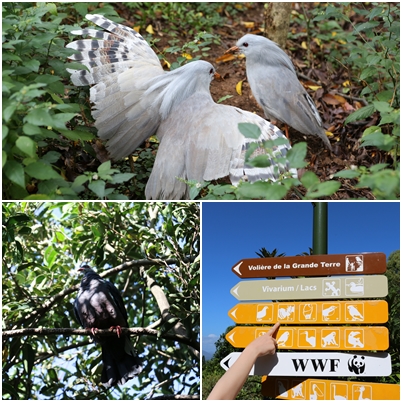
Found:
[292,3,400,198]
[2,202,200,399]
[2,2,139,200]
[123,2,243,36]
[197,124,343,200]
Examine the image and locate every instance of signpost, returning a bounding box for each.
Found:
[232,252,386,278]
[261,377,400,400]
[220,352,392,377]
[230,275,388,301]
[225,326,389,350]
[228,300,388,324]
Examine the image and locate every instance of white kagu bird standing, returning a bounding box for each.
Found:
[67,15,297,199]
[229,34,332,151]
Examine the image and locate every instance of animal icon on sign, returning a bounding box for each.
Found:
[256,306,269,321]
[321,331,338,347]
[277,305,294,320]
[348,355,365,374]
[301,331,316,347]
[310,383,324,400]
[277,331,290,347]
[346,278,364,294]
[291,383,304,398]
[348,331,364,348]
[347,305,364,321]
[302,304,314,319]
[324,281,340,296]
[322,305,338,321]
[355,385,371,400]
[332,385,347,400]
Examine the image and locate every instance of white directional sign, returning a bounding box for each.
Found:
[220,352,391,377]
[230,275,388,300]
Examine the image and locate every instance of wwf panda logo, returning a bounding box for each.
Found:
[348,355,365,374]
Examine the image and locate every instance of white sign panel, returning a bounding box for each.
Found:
[220,352,391,377]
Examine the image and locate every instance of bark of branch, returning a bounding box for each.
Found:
[140,267,200,360]
[2,327,199,349]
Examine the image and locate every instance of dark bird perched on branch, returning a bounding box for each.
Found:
[74,265,142,388]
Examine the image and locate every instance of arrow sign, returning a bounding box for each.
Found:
[220,352,392,377]
[225,326,389,350]
[232,252,386,278]
[228,300,388,324]
[230,275,388,301]
[261,377,400,400]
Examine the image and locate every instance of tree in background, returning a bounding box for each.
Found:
[255,248,286,258]
[2,202,200,400]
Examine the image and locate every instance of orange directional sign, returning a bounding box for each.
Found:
[261,377,400,400]
[228,300,388,324]
[225,326,389,350]
[230,275,388,300]
[232,252,386,278]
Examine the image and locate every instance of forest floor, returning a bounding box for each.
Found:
[89,3,395,199]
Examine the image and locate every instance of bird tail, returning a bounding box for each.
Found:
[100,336,142,388]
[66,14,164,159]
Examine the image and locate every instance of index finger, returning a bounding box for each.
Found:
[267,322,280,339]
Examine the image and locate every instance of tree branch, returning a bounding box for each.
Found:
[2,327,199,350]
[10,256,197,329]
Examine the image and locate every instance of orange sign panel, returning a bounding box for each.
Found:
[228,300,388,324]
[262,377,400,400]
[225,326,389,350]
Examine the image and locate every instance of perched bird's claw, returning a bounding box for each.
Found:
[110,325,122,338]
[90,327,98,337]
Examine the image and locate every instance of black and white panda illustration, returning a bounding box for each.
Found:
[348,355,365,374]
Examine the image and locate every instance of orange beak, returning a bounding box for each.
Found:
[214,72,223,81]
[225,45,239,54]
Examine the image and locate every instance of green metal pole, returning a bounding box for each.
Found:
[312,202,328,255]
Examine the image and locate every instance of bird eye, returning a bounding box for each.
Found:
[209,68,214,74]
[243,42,249,47]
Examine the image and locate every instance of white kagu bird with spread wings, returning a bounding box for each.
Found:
[67,14,297,199]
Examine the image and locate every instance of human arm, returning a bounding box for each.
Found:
[207,322,280,400]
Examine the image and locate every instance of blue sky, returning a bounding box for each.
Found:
[201,201,400,354]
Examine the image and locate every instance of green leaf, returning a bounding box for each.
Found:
[360,131,396,151]
[24,108,54,127]
[57,128,95,141]
[88,180,106,198]
[4,160,25,188]
[305,181,341,198]
[236,181,288,199]
[300,171,320,188]
[16,136,37,158]
[25,161,61,180]
[23,123,43,136]
[333,169,361,179]
[109,173,135,184]
[44,245,57,267]
[217,95,233,104]
[238,123,261,139]
[286,142,307,169]
[344,105,376,124]
[373,101,393,113]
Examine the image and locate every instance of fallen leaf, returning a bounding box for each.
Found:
[182,53,192,60]
[146,24,154,35]
[301,41,308,50]
[133,26,140,33]
[216,53,236,63]
[322,93,342,105]
[307,85,321,91]
[342,80,351,87]
[241,21,255,28]
[236,80,244,96]
[162,59,171,69]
